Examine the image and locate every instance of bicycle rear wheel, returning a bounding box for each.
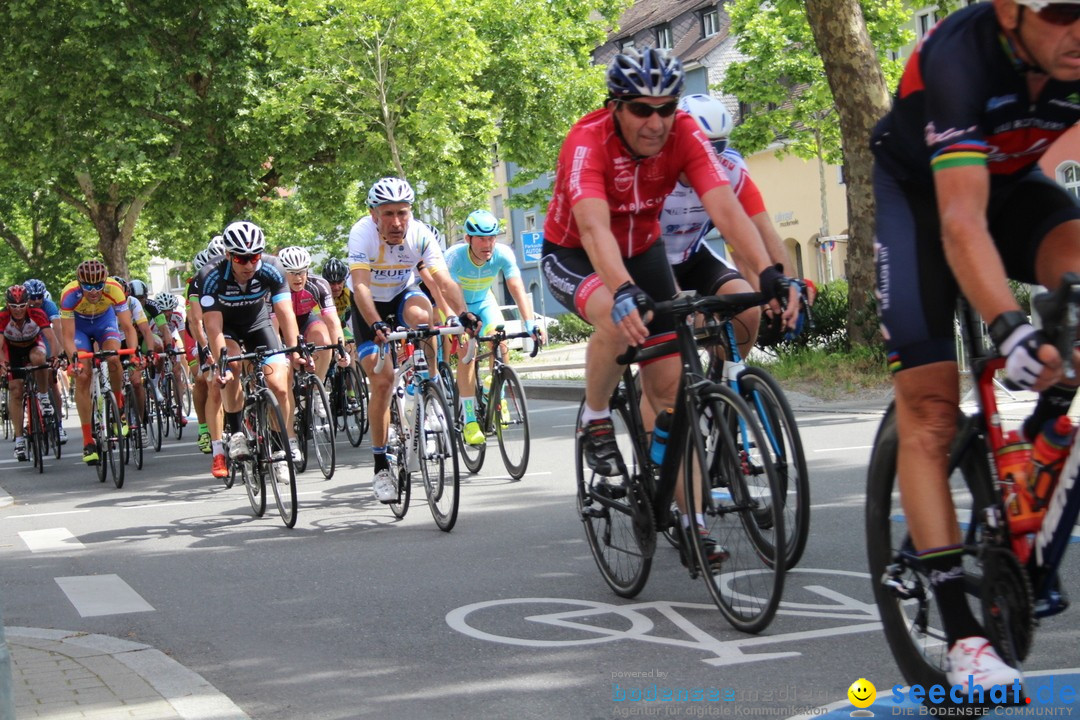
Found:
[145,391,163,452]
[865,403,1021,688]
[104,392,125,489]
[125,386,143,470]
[308,378,335,479]
[342,365,367,447]
[494,366,530,480]
[419,382,459,531]
[161,373,173,438]
[737,367,809,569]
[293,387,309,474]
[258,390,297,528]
[48,386,62,459]
[387,394,410,518]
[458,369,487,474]
[685,384,783,634]
[575,397,655,598]
[29,398,44,474]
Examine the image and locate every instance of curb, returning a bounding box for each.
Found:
[6,627,249,720]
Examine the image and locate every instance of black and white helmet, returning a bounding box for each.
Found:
[278,246,312,272]
[321,258,349,283]
[154,292,179,312]
[221,221,265,255]
[128,279,149,298]
[192,249,213,271]
[207,235,226,256]
[366,177,415,208]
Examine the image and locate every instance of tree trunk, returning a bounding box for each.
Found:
[803,0,892,346]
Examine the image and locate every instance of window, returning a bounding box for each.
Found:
[1059,161,1080,200]
[915,6,946,41]
[493,194,505,220]
[655,24,672,49]
[167,269,186,292]
[619,38,635,53]
[524,212,536,231]
[702,7,720,38]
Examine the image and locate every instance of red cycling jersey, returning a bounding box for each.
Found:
[543,108,730,258]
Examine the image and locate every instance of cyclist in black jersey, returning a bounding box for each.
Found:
[872,0,1080,689]
[198,221,305,480]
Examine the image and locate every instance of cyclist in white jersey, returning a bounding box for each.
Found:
[659,94,801,358]
[347,177,476,503]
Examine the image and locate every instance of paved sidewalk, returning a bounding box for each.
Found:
[6,628,248,720]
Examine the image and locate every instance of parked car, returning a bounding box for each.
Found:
[497,305,554,352]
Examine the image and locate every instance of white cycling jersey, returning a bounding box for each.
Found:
[346,216,447,302]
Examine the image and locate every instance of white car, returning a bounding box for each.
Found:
[496,305,554,352]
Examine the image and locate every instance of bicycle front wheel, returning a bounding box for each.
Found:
[104,392,125,489]
[308,378,335,479]
[685,384,783,634]
[257,390,297,528]
[342,365,367,447]
[575,397,655,598]
[494,366,530,480]
[737,367,809,569]
[387,394,410,519]
[125,386,143,470]
[419,383,459,531]
[145,391,163,452]
[29,398,44,473]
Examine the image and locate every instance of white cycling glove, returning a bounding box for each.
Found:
[990,311,1047,390]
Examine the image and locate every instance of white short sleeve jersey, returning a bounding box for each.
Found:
[346,217,448,302]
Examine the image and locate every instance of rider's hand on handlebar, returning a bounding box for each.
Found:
[372,321,391,344]
[990,311,1062,391]
[611,282,653,347]
[458,311,480,335]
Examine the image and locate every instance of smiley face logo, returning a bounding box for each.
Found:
[848,678,876,709]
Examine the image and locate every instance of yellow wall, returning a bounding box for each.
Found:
[742,149,850,287]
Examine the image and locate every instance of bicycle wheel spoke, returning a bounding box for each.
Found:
[420,383,459,531]
[259,390,298,528]
[495,367,530,480]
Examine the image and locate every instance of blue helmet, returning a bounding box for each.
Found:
[23,279,47,299]
[606,48,685,99]
[464,210,499,237]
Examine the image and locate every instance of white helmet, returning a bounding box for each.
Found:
[677,94,733,141]
[192,249,213,271]
[278,246,311,272]
[366,177,415,208]
[222,221,266,255]
[207,235,226,256]
[1015,0,1080,8]
[154,292,179,312]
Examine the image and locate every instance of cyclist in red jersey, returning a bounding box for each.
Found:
[542,49,794,561]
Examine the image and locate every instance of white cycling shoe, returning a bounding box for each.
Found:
[945,637,1023,691]
[372,469,396,503]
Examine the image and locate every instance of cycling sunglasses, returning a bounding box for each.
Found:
[1032,3,1080,25]
[80,282,106,291]
[8,302,27,310]
[230,252,262,265]
[617,99,679,118]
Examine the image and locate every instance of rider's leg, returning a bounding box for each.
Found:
[361,345,395,476]
[10,378,24,440]
[401,294,436,374]
[305,317,333,381]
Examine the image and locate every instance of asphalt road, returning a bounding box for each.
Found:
[2,399,1079,719]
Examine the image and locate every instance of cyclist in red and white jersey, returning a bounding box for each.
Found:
[541,49,794,563]
[279,246,350,381]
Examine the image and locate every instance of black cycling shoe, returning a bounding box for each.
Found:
[579,418,625,477]
[679,526,730,573]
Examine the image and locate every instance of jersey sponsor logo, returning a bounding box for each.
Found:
[985,135,1053,164]
[614,196,664,213]
[569,145,590,200]
[1049,97,1080,112]
[924,121,978,147]
[985,94,1018,111]
[200,295,215,308]
[614,169,634,193]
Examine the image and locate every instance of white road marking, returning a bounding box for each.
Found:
[812,445,873,453]
[55,574,155,617]
[18,528,85,553]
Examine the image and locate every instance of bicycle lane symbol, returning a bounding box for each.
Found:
[446,568,882,668]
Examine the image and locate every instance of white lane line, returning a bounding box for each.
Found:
[55,574,155,617]
[812,445,873,453]
[6,509,92,520]
[19,528,85,553]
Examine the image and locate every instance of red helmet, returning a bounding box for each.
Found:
[76,260,109,284]
[6,285,28,305]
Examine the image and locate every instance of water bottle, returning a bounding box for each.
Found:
[649,408,674,466]
[998,430,1040,537]
[1029,415,1074,511]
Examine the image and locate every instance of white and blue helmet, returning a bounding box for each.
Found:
[366,177,415,208]
[606,48,685,98]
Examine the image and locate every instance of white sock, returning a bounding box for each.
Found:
[580,404,611,424]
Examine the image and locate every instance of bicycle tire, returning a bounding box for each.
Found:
[48,385,62,459]
[128,390,144,470]
[104,391,125,489]
[866,403,1002,689]
[458,367,487,474]
[494,366,530,480]
[257,389,297,528]
[685,384,784,634]
[172,372,185,440]
[29,396,44,473]
[161,373,173,438]
[307,378,335,479]
[2,386,10,440]
[94,392,108,483]
[438,360,458,413]
[575,398,655,598]
[419,382,459,531]
[736,367,809,569]
[387,393,410,518]
[342,365,367,447]
[294,386,309,474]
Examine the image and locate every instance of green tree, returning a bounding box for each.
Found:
[721,0,909,344]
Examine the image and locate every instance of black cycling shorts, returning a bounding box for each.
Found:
[351,286,427,360]
[874,164,1080,372]
[673,244,742,296]
[223,324,286,366]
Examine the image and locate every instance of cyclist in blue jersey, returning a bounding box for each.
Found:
[23,279,68,444]
[872,0,1080,689]
[445,210,545,445]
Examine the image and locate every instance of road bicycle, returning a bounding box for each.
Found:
[218,346,298,528]
[290,340,337,479]
[119,355,145,470]
[456,327,539,481]
[11,363,59,473]
[326,339,368,448]
[76,348,136,488]
[159,348,188,440]
[702,302,811,570]
[576,291,786,633]
[867,273,1080,689]
[372,323,469,532]
[1,374,11,440]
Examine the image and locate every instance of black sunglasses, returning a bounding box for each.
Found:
[230,253,262,265]
[1032,2,1080,25]
[618,99,680,119]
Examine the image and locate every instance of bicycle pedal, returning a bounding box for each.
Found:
[591,481,627,501]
